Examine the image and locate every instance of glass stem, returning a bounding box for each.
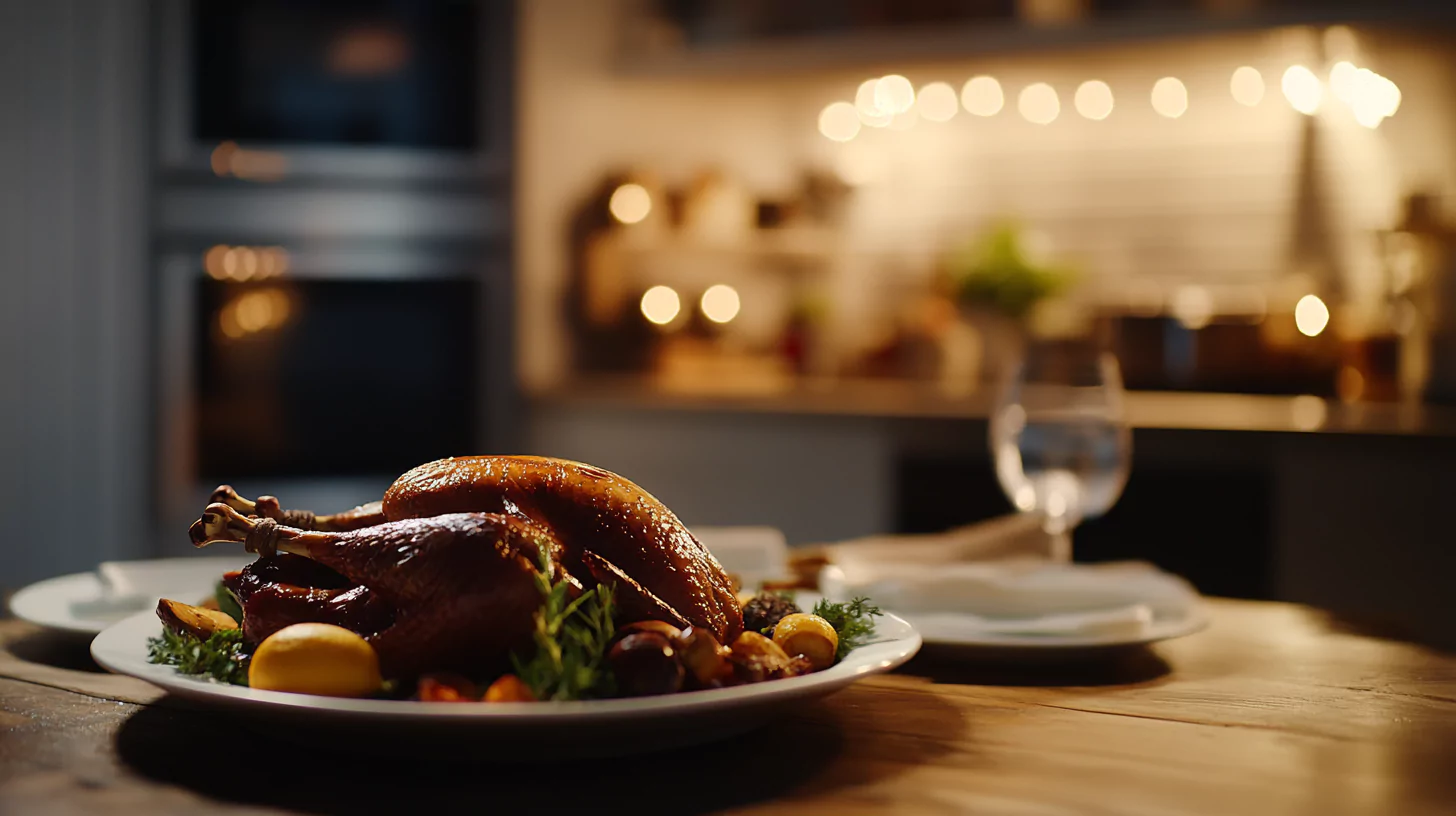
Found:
[1046,527,1073,563]
[1042,512,1074,563]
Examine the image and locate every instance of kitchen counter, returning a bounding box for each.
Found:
[532,377,1456,437]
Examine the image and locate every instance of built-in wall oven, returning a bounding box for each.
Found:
[151,0,514,550]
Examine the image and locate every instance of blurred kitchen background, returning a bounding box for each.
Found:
[3,0,1454,643]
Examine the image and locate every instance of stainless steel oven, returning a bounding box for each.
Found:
[149,0,515,551]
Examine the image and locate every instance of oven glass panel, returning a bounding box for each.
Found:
[195,277,477,480]
[192,0,481,150]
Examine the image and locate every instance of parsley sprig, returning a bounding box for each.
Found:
[812,597,884,661]
[510,548,617,701]
[146,627,249,686]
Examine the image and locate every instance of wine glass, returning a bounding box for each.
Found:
[989,340,1131,562]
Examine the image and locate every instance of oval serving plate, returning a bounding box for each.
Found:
[92,609,921,756]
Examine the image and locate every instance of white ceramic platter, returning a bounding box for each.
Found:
[91,609,921,756]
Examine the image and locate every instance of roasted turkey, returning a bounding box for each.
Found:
[191,456,743,680]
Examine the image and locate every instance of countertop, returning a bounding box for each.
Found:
[533,377,1456,437]
[2,600,1454,814]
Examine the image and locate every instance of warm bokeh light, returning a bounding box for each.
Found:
[609,183,652,224]
[219,287,292,340]
[1074,80,1114,120]
[818,101,862,142]
[259,247,290,278]
[1171,285,1213,330]
[228,148,288,181]
[204,245,230,280]
[874,75,916,115]
[854,79,891,127]
[210,141,238,177]
[1329,61,1358,103]
[1018,83,1059,125]
[640,285,681,326]
[917,82,959,122]
[1349,68,1400,128]
[1295,294,1330,337]
[1151,77,1188,119]
[1282,65,1322,115]
[1230,67,1264,106]
[206,245,290,281]
[961,75,1004,117]
[700,284,741,324]
[1290,395,1328,431]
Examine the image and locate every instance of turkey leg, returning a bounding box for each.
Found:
[192,503,566,679]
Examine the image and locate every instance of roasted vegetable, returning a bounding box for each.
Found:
[483,674,536,702]
[249,623,382,698]
[677,625,731,687]
[608,632,685,697]
[742,593,801,636]
[772,613,838,671]
[417,674,478,702]
[146,627,249,686]
[727,631,800,684]
[156,598,239,642]
[812,597,883,661]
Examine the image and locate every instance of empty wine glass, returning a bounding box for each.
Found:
[989,340,1131,562]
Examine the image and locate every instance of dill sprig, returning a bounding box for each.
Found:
[510,547,617,701]
[812,597,884,661]
[147,627,249,686]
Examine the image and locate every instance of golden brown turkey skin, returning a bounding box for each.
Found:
[383,456,744,643]
[237,512,562,680]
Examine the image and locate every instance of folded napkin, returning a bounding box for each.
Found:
[814,515,1201,639]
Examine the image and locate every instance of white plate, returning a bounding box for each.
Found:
[9,556,250,635]
[91,609,921,756]
[910,606,1209,661]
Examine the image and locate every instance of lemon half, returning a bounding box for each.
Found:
[249,623,382,698]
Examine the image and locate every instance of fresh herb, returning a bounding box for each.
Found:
[146,627,249,686]
[214,581,243,624]
[812,597,884,661]
[510,547,617,701]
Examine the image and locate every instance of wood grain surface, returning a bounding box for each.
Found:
[1,599,1453,815]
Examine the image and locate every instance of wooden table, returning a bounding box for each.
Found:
[1,599,1453,815]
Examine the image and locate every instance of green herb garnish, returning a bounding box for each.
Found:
[214,581,244,623]
[510,547,617,701]
[147,627,249,686]
[812,597,884,661]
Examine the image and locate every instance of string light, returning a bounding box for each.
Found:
[962,75,1004,117]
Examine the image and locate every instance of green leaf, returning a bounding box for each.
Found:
[509,545,617,701]
[147,627,249,686]
[811,597,884,661]
[215,581,244,624]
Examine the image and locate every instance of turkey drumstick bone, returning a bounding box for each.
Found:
[208,485,385,532]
